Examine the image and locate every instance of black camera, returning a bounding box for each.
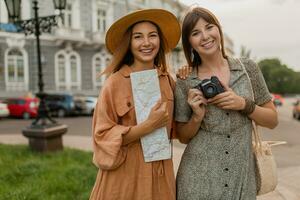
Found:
[195,76,225,99]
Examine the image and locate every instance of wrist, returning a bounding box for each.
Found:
[142,120,154,133]
[240,98,256,115]
[191,113,203,123]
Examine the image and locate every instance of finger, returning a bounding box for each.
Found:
[208,92,230,103]
[189,66,193,73]
[193,95,207,104]
[189,88,203,96]
[178,68,183,79]
[175,69,180,78]
[210,96,230,105]
[193,100,206,109]
[216,101,232,108]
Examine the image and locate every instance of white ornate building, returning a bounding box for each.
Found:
[0,0,234,98]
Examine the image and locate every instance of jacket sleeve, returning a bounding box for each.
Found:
[92,81,131,170]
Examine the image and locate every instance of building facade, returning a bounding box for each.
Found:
[0,0,233,98]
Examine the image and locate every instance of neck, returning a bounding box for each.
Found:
[199,53,227,71]
[131,60,155,71]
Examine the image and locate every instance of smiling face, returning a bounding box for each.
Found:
[189,18,221,57]
[130,21,160,66]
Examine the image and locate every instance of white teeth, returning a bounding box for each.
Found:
[141,49,152,53]
[202,41,214,48]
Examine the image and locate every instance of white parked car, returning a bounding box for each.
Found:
[84,96,97,115]
[0,101,10,118]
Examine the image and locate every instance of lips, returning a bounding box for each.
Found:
[201,40,215,48]
[140,49,154,54]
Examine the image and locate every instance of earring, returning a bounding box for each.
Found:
[191,49,195,61]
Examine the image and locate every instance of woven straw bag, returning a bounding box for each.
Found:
[252,122,286,195]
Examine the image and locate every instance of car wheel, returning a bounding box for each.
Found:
[57,109,66,118]
[23,112,30,119]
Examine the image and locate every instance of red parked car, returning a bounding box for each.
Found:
[6,97,39,119]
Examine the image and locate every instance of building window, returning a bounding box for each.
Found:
[55,51,81,91]
[92,53,110,90]
[70,55,78,82]
[62,3,72,28]
[7,49,24,82]
[96,8,106,32]
[58,54,66,82]
[5,48,28,91]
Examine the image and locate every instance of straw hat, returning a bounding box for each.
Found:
[105,9,181,54]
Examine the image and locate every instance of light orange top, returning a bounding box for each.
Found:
[90,65,176,200]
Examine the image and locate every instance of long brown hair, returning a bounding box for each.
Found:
[182,7,227,68]
[102,21,169,76]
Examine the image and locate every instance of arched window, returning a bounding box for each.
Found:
[5,48,28,91]
[92,52,110,90]
[58,54,66,83]
[55,50,81,91]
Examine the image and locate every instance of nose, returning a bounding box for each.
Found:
[202,30,209,41]
[143,37,151,46]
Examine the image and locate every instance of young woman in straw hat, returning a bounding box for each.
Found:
[174,6,278,199]
[89,9,181,200]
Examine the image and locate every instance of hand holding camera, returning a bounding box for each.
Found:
[195,76,245,111]
[194,76,225,99]
[187,89,207,122]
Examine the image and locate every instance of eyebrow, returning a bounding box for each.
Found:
[132,31,158,35]
[191,23,213,33]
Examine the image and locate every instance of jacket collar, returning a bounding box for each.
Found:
[119,65,168,78]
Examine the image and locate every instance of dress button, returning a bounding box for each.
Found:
[225,184,228,187]
[226,112,229,116]
[224,168,229,171]
[127,102,131,107]
[225,151,229,154]
[227,135,231,138]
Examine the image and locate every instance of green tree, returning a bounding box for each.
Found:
[258,58,300,94]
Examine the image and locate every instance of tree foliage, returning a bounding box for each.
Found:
[258,58,300,94]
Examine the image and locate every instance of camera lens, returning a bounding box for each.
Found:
[206,86,215,95]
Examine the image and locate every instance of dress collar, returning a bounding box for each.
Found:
[189,57,242,80]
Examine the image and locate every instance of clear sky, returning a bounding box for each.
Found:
[179,0,300,71]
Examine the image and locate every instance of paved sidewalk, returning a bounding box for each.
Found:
[1,134,300,200]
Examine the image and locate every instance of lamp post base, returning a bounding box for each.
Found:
[22,124,68,152]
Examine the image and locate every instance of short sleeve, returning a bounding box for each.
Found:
[242,58,272,105]
[174,79,192,122]
[92,80,131,170]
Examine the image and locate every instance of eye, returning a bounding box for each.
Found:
[133,35,142,39]
[207,25,214,29]
[191,31,199,36]
[149,33,158,38]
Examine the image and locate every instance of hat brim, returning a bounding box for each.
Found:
[105,9,181,54]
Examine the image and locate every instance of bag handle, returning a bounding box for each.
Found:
[237,58,286,153]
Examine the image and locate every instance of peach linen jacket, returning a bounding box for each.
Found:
[89,65,176,200]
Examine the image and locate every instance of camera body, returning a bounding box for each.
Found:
[195,76,225,99]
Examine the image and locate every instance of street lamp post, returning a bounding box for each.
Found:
[4,0,68,152]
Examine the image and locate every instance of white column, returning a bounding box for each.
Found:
[0,0,8,23]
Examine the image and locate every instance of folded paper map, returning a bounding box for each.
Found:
[130,69,171,162]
